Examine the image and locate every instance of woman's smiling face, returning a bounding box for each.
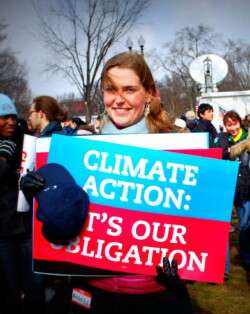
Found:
[224,117,241,137]
[103,67,151,129]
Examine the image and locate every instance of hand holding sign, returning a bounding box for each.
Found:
[156,256,191,306]
[20,171,45,201]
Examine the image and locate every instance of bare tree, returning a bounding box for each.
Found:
[0,22,31,117]
[154,24,222,112]
[34,0,151,122]
[220,39,250,91]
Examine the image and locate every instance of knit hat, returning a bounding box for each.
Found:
[36,163,89,245]
[0,94,17,117]
[174,118,187,129]
[185,110,196,120]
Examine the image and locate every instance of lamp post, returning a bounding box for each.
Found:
[126,36,145,55]
[138,35,145,56]
[203,57,213,93]
[126,37,133,52]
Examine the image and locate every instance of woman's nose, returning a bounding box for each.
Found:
[115,92,125,104]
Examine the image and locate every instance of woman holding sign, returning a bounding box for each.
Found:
[73,52,192,314]
[21,52,192,314]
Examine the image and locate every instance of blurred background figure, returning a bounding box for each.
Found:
[184,110,198,132]
[27,95,67,137]
[214,110,250,273]
[193,103,218,147]
[174,117,188,132]
[62,116,94,135]
[242,106,250,128]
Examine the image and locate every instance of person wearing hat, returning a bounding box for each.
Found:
[0,94,45,314]
[184,110,198,132]
[174,117,188,132]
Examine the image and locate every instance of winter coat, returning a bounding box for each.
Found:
[0,126,32,238]
[213,127,249,159]
[192,119,218,147]
[214,127,250,206]
[39,121,62,137]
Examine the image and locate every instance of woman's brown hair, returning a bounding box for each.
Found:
[101,52,175,133]
[33,96,67,122]
[223,110,242,126]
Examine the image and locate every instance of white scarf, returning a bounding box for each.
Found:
[101,116,149,134]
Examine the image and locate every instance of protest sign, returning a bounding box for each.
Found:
[33,134,238,283]
[17,134,37,212]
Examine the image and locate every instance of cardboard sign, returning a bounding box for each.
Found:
[17,134,37,212]
[33,134,238,283]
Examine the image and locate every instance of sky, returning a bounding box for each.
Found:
[1,0,250,99]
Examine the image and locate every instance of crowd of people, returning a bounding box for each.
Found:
[0,51,250,313]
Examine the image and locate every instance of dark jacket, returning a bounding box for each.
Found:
[192,119,218,147]
[186,119,198,132]
[213,127,248,159]
[0,126,32,238]
[39,121,62,137]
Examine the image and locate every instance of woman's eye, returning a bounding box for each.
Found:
[126,87,136,93]
[104,87,115,92]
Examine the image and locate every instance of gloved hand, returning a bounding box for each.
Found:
[156,257,180,288]
[20,171,45,201]
[0,140,16,161]
[156,256,189,298]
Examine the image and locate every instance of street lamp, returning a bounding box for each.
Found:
[126,36,145,55]
[203,57,213,93]
[126,37,133,52]
[138,35,145,55]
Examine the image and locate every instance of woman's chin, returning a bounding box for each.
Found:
[111,117,131,129]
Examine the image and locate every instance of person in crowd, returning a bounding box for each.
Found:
[28,95,67,137]
[214,110,250,272]
[184,110,198,132]
[242,107,250,128]
[192,103,218,146]
[61,116,93,135]
[62,116,85,129]
[21,52,192,314]
[94,115,102,133]
[17,117,32,135]
[174,117,188,132]
[27,95,79,312]
[0,93,45,314]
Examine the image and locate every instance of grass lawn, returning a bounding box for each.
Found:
[187,219,250,314]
